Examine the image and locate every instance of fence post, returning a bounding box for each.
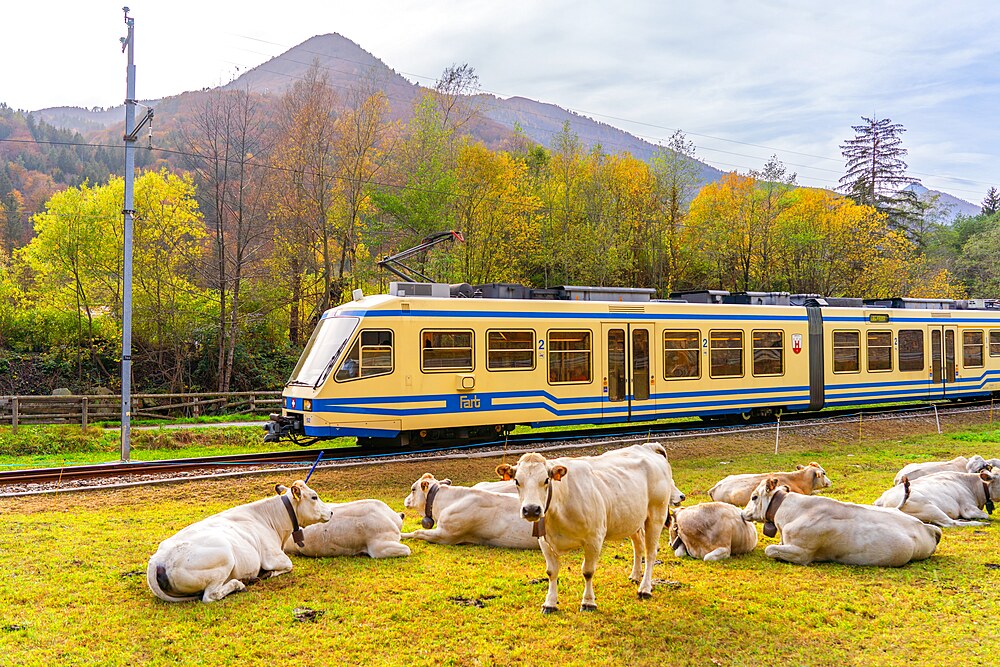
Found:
[11,396,18,434]
[193,396,200,418]
[250,393,257,414]
[82,396,89,432]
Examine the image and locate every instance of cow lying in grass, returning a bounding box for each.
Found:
[147,480,332,603]
[669,502,757,561]
[709,462,831,507]
[874,470,1000,527]
[401,473,539,549]
[497,442,674,613]
[284,499,411,558]
[893,455,990,485]
[742,478,940,567]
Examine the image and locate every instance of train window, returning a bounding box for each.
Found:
[991,331,1000,357]
[548,330,592,384]
[289,315,360,387]
[487,330,535,370]
[963,330,984,368]
[421,330,474,371]
[867,330,892,372]
[710,330,743,378]
[336,330,393,382]
[899,330,924,371]
[663,331,700,379]
[752,330,784,376]
[833,331,860,373]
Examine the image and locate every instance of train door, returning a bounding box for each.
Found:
[929,325,957,397]
[601,323,656,421]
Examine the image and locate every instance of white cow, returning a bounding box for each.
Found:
[741,478,940,567]
[709,462,831,507]
[147,480,332,603]
[669,502,757,561]
[874,470,1000,527]
[284,499,411,558]
[496,442,674,613]
[893,455,990,485]
[401,473,539,549]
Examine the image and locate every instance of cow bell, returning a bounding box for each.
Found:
[763,521,778,538]
[421,516,435,529]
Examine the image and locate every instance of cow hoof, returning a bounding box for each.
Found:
[580,604,598,612]
[638,591,653,600]
[541,606,559,615]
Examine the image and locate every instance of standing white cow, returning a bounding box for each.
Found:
[147,480,332,603]
[874,470,1000,527]
[284,499,411,558]
[401,473,538,549]
[742,478,940,567]
[496,442,674,613]
[893,455,990,485]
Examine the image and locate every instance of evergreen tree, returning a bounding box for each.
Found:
[839,116,921,234]
[983,187,1000,216]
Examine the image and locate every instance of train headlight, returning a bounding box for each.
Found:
[303,399,313,411]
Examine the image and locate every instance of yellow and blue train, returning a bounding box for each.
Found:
[264,282,1000,446]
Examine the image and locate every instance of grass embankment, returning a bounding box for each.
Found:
[0,425,352,469]
[1,417,999,666]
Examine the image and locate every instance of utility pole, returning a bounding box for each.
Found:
[120,7,152,462]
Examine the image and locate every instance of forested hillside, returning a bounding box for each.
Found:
[1,57,998,397]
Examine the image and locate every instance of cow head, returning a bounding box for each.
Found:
[670,482,686,506]
[967,455,990,473]
[497,452,566,523]
[797,462,832,490]
[741,477,781,523]
[404,473,452,511]
[404,473,436,511]
[276,480,332,526]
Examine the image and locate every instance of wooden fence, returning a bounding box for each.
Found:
[0,391,283,433]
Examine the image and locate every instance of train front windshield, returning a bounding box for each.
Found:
[287,316,360,387]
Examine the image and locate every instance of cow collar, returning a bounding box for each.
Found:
[763,488,788,539]
[422,483,444,529]
[983,481,995,515]
[280,494,305,548]
[532,482,555,538]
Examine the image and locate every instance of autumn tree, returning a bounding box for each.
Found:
[684,172,764,291]
[177,88,272,392]
[748,156,797,288]
[649,131,702,293]
[839,116,921,234]
[331,75,393,294]
[18,171,209,389]
[448,143,541,284]
[271,63,341,325]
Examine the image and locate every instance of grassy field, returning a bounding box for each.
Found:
[1,413,999,666]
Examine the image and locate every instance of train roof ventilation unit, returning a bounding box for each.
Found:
[389,282,451,298]
[863,297,956,310]
[723,291,791,306]
[669,290,730,304]
[558,286,655,302]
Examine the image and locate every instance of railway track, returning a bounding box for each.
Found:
[0,400,987,494]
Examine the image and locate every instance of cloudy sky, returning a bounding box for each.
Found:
[3,1,998,202]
